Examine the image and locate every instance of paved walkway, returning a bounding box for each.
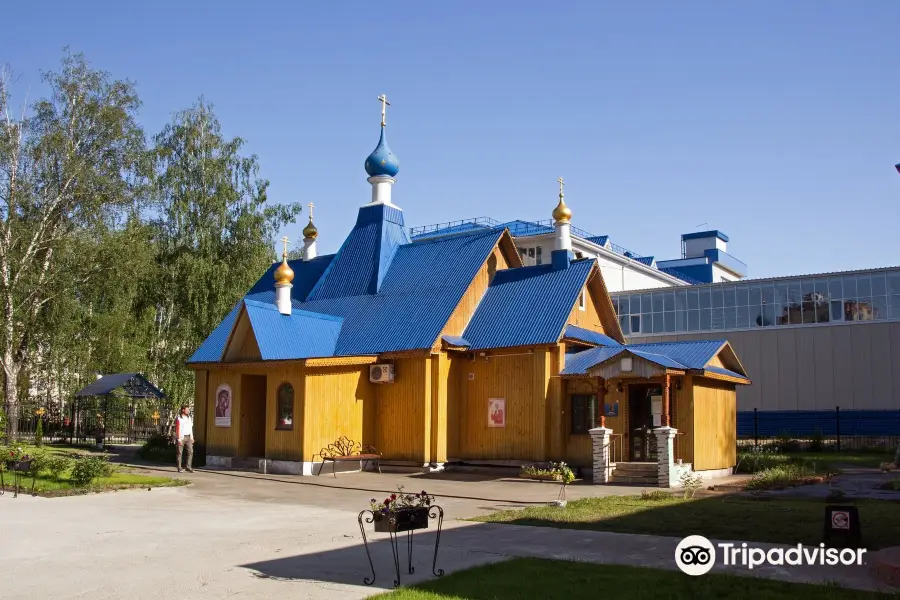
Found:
[766,465,900,501]
[0,466,891,599]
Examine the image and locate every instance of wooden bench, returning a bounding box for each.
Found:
[317,436,381,478]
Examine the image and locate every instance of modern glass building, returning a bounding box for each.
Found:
[612,267,900,414]
[612,267,900,337]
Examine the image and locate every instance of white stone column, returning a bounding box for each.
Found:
[302,237,317,261]
[654,426,678,488]
[589,426,613,484]
[367,175,396,206]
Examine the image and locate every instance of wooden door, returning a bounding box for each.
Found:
[239,375,267,457]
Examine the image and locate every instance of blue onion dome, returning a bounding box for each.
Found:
[364,128,400,177]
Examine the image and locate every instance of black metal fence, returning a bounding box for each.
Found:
[737,407,900,452]
[12,397,176,446]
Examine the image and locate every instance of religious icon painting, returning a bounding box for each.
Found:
[215,384,232,427]
[488,398,506,428]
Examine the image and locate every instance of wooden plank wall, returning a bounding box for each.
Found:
[566,281,606,331]
[205,370,242,456]
[691,378,737,470]
[446,356,465,459]
[193,370,208,447]
[265,364,305,462]
[456,351,547,461]
[439,247,511,341]
[430,353,449,463]
[303,366,372,461]
[562,378,629,466]
[375,357,430,462]
[673,376,694,466]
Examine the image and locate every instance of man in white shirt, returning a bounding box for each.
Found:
[174,405,194,473]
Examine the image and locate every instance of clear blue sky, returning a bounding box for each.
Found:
[4,2,900,278]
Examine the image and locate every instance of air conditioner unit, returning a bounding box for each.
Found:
[369,364,395,383]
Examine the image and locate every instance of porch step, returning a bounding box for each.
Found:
[610,462,658,486]
[613,462,657,474]
[610,473,659,485]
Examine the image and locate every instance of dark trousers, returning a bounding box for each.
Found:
[176,435,194,469]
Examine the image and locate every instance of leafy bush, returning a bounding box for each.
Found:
[881,479,900,491]
[744,464,820,490]
[44,454,74,481]
[679,471,704,499]
[138,437,206,467]
[735,447,793,473]
[69,455,116,487]
[27,450,51,477]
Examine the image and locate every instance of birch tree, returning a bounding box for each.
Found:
[0,52,146,437]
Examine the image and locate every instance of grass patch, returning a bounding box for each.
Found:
[744,464,828,490]
[471,495,900,550]
[4,470,187,496]
[2,442,185,497]
[369,558,887,599]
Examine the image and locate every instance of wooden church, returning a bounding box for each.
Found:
[187,101,750,479]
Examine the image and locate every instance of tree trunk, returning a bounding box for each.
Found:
[4,361,19,440]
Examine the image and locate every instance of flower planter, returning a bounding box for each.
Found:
[373,507,430,533]
[519,473,562,482]
[4,459,32,473]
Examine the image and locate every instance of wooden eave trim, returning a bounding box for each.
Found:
[379,349,432,359]
[561,336,599,348]
[305,356,379,367]
[689,368,751,385]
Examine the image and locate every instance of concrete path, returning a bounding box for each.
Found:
[767,465,900,501]
[0,466,891,599]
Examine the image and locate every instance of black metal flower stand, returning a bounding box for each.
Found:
[357,505,445,588]
[1,460,36,498]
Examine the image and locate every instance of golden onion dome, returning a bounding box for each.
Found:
[274,256,294,284]
[302,217,318,240]
[552,197,572,223]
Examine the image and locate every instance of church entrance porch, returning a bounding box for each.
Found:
[627,383,663,462]
[239,374,266,459]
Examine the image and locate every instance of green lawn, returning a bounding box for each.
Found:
[471,495,900,550]
[369,558,890,600]
[2,443,185,496]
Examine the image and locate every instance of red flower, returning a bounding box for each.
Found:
[384,498,391,505]
[390,494,397,500]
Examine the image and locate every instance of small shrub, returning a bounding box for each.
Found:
[735,447,792,474]
[745,464,820,490]
[27,450,50,477]
[44,454,74,481]
[34,418,44,447]
[881,479,900,492]
[640,490,673,501]
[70,455,116,487]
[679,470,704,499]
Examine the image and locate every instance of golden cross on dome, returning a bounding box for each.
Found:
[308,202,315,220]
[377,94,390,127]
[280,236,290,259]
[558,176,565,199]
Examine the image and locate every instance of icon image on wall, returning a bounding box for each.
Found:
[488,398,505,428]
[215,384,232,427]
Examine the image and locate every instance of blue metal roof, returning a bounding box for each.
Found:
[410,221,491,241]
[498,220,554,238]
[563,325,622,347]
[634,256,655,266]
[704,365,749,381]
[190,225,507,362]
[308,204,410,300]
[627,340,726,370]
[441,335,470,347]
[247,254,335,301]
[585,235,609,246]
[463,259,595,351]
[243,300,343,360]
[560,339,730,375]
[561,346,625,375]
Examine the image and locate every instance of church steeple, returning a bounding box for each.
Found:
[302,202,318,261]
[307,96,410,300]
[364,94,399,206]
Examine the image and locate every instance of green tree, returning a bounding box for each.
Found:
[148,99,301,413]
[0,52,148,438]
